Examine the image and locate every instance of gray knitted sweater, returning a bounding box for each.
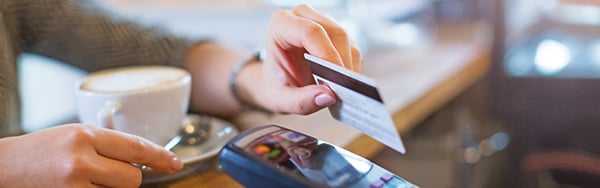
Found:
[0,0,195,136]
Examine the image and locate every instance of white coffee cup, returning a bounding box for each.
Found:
[74,66,191,146]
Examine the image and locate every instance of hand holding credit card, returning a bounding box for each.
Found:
[304,54,406,154]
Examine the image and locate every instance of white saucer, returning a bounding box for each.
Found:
[142,114,238,184]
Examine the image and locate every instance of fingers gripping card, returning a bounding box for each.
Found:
[305,54,406,154]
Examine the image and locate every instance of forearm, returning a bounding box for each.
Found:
[0,137,19,187]
[182,42,263,118]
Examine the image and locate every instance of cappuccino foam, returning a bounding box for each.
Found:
[81,66,188,92]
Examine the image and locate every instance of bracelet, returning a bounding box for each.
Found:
[228,51,273,115]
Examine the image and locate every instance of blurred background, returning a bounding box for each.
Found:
[18,0,599,187]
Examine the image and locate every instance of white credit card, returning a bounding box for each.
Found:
[304,54,406,154]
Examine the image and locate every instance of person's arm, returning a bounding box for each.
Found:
[8,0,196,71]
[0,125,183,187]
[1,1,190,187]
[9,0,362,117]
[0,2,361,187]
[183,4,363,117]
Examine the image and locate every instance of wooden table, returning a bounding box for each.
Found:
[144,21,492,187]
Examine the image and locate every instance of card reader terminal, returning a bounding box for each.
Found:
[219,125,418,188]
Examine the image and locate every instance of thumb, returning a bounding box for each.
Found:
[273,85,337,115]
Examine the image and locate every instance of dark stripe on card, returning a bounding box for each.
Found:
[306,58,383,102]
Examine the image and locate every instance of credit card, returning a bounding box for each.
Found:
[304,54,406,154]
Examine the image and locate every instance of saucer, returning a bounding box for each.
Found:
[142,114,238,184]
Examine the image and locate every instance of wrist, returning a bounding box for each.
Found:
[229,52,273,114]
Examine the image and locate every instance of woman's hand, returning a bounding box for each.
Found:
[0,124,183,188]
[240,4,363,115]
[182,4,362,117]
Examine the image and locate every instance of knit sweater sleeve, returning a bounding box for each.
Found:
[6,0,200,71]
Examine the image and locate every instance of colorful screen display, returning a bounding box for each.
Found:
[240,129,372,187]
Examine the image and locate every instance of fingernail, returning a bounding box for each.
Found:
[170,156,183,171]
[315,94,336,107]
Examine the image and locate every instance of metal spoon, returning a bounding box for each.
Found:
[139,114,211,170]
[180,114,211,145]
[164,114,212,150]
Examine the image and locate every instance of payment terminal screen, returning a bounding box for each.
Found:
[239,129,373,187]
